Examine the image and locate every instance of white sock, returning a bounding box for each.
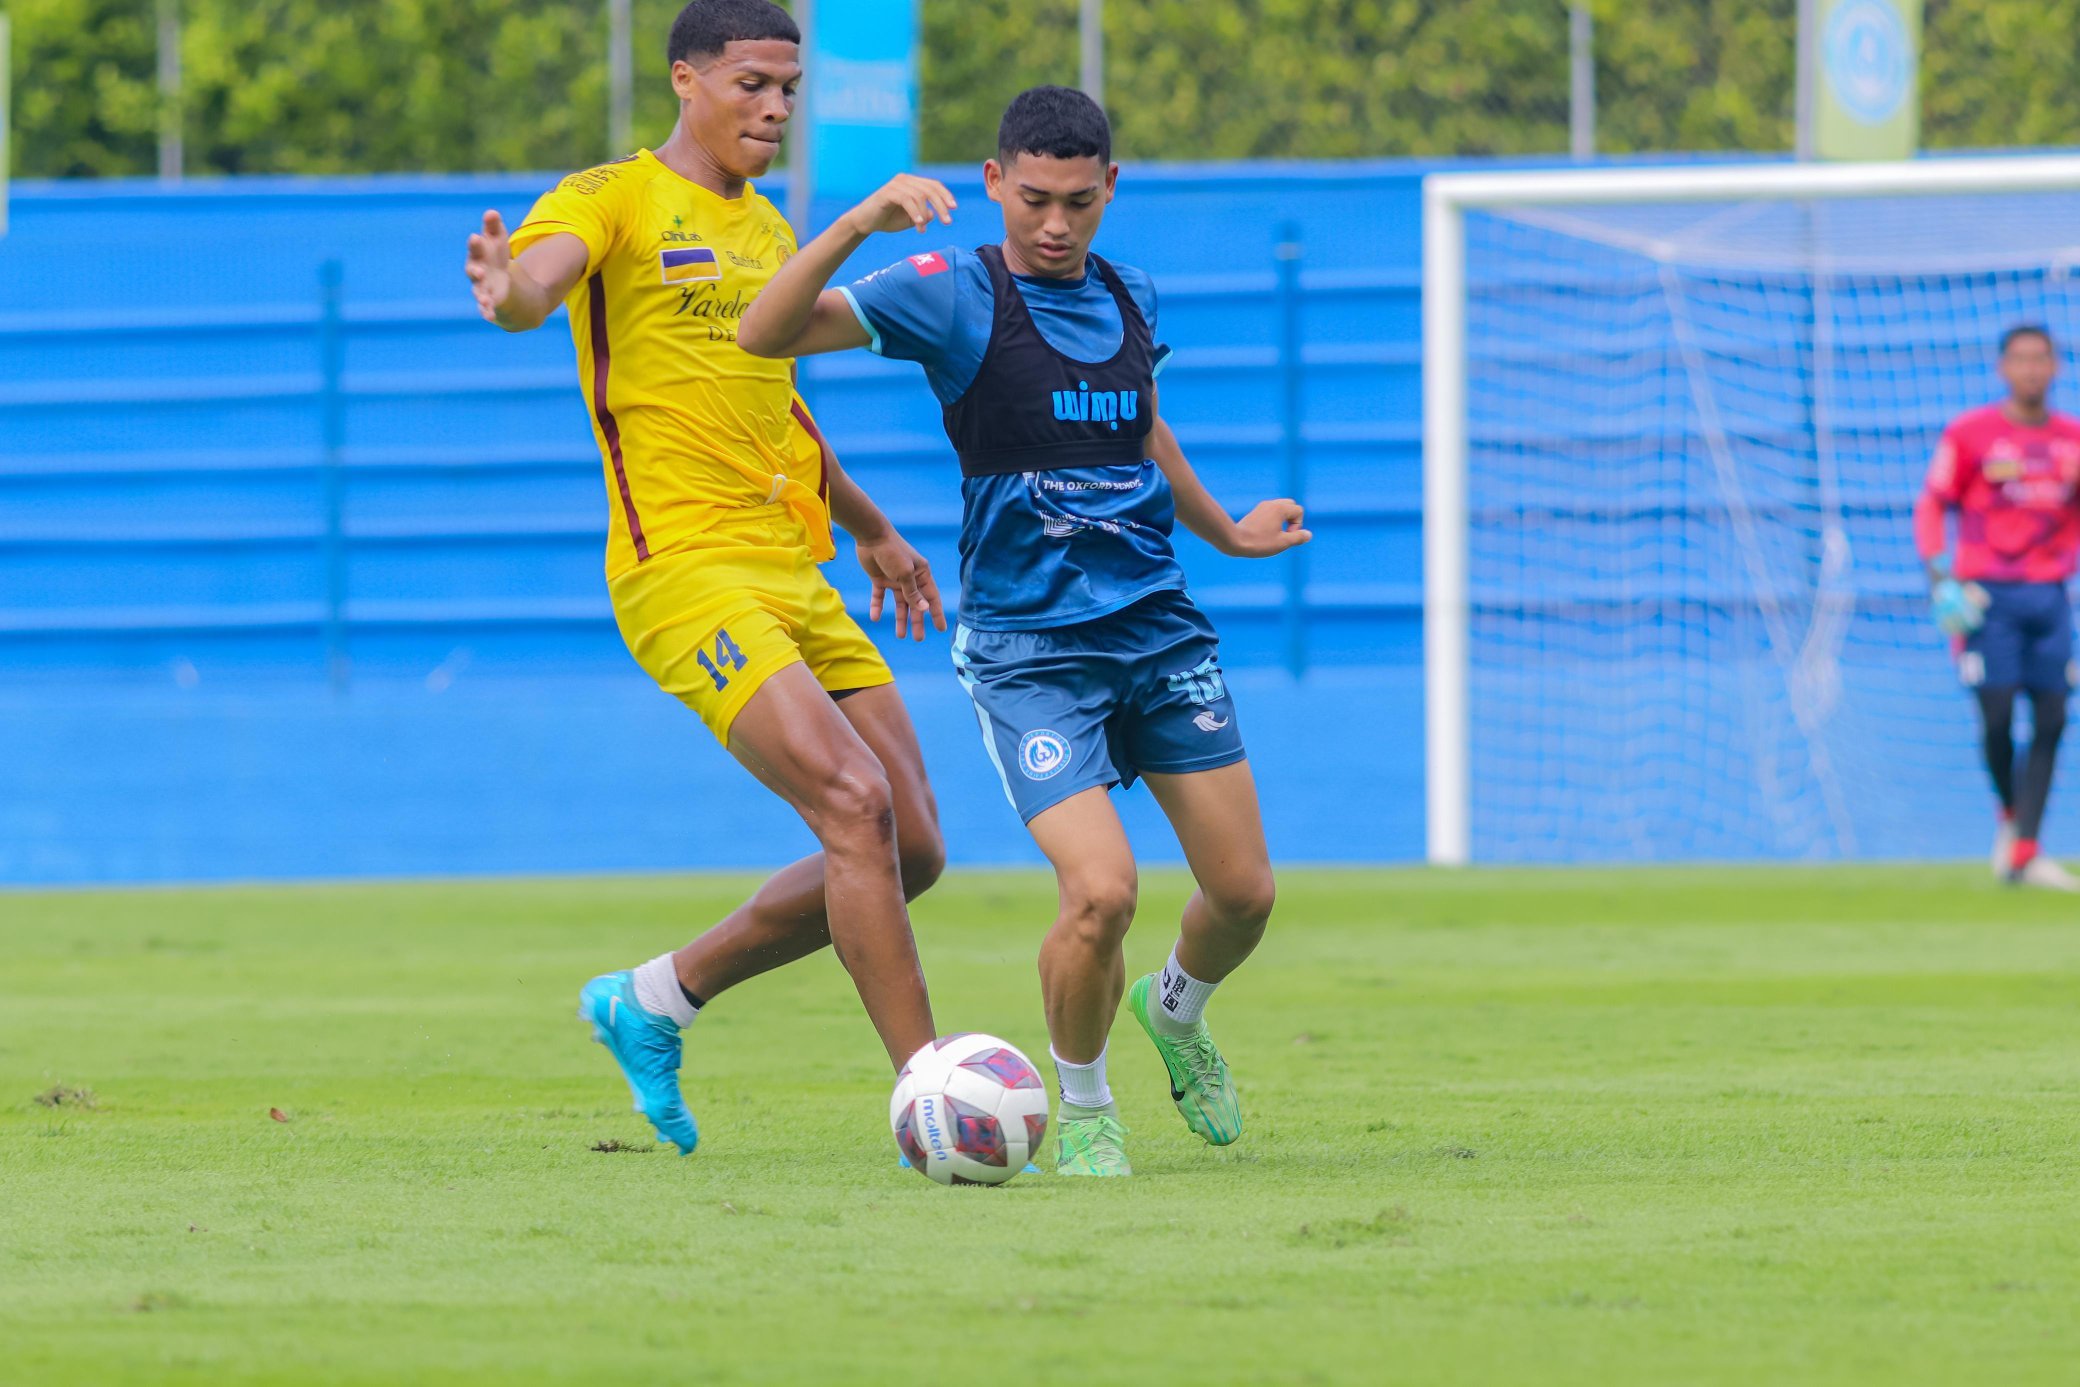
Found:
[1051,1045,1112,1110]
[631,953,698,1029]
[1150,946,1217,1035]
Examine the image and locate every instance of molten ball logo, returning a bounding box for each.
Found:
[918,1095,950,1162]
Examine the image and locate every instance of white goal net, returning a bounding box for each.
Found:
[1424,159,2080,863]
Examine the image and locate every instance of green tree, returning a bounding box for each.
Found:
[1923,0,2080,149]
[921,0,1571,162]
[9,0,620,178]
[1590,0,1796,155]
[175,1,606,175]
[1105,0,1570,160]
[919,0,1077,164]
[6,2,2079,180]
[8,0,159,177]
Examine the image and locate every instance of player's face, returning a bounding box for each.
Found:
[984,154,1118,278]
[2001,335,2057,409]
[673,41,801,179]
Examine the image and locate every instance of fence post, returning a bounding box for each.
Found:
[1274,222,1308,677]
[787,0,816,234]
[155,0,182,181]
[608,0,634,155]
[1795,0,1818,160]
[1569,4,1595,161]
[318,259,349,693]
[1080,0,1104,107]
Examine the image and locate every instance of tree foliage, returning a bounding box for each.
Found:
[4,1,2076,179]
[8,0,159,177]
[1590,0,1797,155]
[9,0,621,176]
[1923,0,2080,150]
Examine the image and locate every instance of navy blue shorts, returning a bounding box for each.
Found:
[1962,581,2074,691]
[951,589,1247,823]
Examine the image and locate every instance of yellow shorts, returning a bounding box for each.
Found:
[610,507,893,743]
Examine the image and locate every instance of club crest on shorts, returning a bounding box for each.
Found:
[1017,729,1071,780]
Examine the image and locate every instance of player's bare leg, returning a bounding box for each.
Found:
[721,664,938,1063]
[579,669,936,1153]
[672,684,944,998]
[1143,760,1276,984]
[1122,759,1273,1147]
[1027,786,1138,1175]
[1029,787,1139,1060]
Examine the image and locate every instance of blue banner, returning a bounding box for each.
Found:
[811,0,919,201]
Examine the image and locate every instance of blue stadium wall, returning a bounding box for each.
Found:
[0,162,1449,883]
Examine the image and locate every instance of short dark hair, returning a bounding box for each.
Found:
[2002,323,2054,354]
[668,0,799,67]
[998,85,1111,165]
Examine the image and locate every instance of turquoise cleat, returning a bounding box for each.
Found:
[578,971,698,1155]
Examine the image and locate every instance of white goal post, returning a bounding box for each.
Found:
[1423,155,2080,865]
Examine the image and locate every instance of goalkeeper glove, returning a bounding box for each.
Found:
[1928,555,1989,636]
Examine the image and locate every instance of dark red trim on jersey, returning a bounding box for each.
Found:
[586,272,649,561]
[791,399,832,505]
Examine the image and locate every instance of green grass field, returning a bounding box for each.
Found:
[4,866,2078,1385]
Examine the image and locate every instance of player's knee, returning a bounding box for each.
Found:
[1208,868,1276,938]
[812,764,897,849]
[897,831,946,899]
[1057,873,1138,950]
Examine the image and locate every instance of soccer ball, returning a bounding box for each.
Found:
[890,1033,1049,1186]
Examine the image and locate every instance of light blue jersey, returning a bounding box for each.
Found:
[841,246,1183,630]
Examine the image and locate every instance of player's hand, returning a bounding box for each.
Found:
[842,174,958,238]
[465,210,514,323]
[857,531,949,641]
[1931,577,1989,636]
[1226,498,1313,558]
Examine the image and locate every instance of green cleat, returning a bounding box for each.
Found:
[1054,1102,1133,1177]
[1127,972,1243,1146]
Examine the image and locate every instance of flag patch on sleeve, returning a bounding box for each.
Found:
[908,252,949,276]
[659,247,721,284]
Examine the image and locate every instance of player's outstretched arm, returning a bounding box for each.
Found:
[1149,406,1312,559]
[819,436,948,642]
[464,211,588,333]
[739,174,957,360]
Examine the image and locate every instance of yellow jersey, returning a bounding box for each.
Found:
[511,149,832,577]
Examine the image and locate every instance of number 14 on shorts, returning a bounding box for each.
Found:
[696,628,749,691]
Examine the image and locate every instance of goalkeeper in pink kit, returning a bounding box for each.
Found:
[1915,325,2080,888]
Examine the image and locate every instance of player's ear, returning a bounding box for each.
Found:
[671,59,700,102]
[1105,163,1120,202]
[984,159,1005,202]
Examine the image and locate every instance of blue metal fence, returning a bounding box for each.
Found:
[0,162,1449,882]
